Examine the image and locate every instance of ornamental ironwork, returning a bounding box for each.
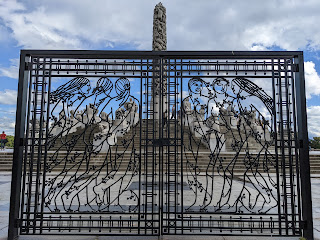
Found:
[8,51,313,239]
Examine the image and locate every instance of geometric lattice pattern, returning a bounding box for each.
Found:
[9,51,313,238]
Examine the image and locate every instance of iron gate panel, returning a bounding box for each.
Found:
[161,56,302,236]
[8,51,313,239]
[14,54,161,236]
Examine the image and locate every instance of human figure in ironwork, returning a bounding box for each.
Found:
[48,77,91,138]
[87,78,140,212]
[182,77,277,214]
[46,76,140,213]
[46,77,114,211]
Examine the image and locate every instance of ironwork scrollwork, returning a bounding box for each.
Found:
[45,76,140,213]
[182,77,277,214]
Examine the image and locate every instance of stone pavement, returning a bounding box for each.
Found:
[0,173,318,240]
[313,177,320,239]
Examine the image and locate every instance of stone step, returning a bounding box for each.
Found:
[4,157,316,162]
[2,153,320,161]
[1,162,320,172]
[1,165,319,173]
[3,153,317,160]
[0,158,293,163]
[2,158,319,166]
[2,160,319,168]
[2,152,320,158]
[4,160,320,167]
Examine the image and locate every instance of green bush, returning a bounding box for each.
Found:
[310,137,320,149]
[5,135,14,148]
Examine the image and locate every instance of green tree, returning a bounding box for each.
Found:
[310,137,320,149]
[6,135,14,148]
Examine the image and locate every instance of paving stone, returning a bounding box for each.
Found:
[0,173,318,239]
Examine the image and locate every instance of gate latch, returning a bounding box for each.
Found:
[153,138,170,146]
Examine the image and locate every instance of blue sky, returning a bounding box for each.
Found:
[0,0,320,138]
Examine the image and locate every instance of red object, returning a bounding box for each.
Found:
[0,133,6,140]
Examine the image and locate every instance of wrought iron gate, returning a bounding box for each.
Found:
[9,51,313,239]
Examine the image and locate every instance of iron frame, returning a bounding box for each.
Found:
[8,50,313,239]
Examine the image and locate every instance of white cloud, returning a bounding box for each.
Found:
[0,89,17,105]
[250,45,267,51]
[0,58,19,79]
[0,116,15,135]
[307,105,320,137]
[0,24,11,43]
[1,0,320,51]
[1,0,320,139]
[0,0,152,49]
[165,0,320,51]
[304,61,320,99]
[0,107,16,116]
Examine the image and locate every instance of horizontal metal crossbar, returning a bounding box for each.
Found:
[8,50,313,239]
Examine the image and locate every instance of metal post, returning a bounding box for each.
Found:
[8,52,30,240]
[294,52,314,240]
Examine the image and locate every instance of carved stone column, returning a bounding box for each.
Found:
[152,2,167,120]
[152,2,167,51]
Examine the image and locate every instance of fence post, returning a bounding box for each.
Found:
[8,51,30,240]
[294,52,314,240]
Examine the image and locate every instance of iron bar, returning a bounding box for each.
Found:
[8,50,311,238]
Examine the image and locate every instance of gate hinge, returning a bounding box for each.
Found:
[292,64,299,72]
[25,62,32,71]
[14,218,21,228]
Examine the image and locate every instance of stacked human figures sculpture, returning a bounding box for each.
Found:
[151,2,168,119]
[152,2,167,52]
[182,77,277,214]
